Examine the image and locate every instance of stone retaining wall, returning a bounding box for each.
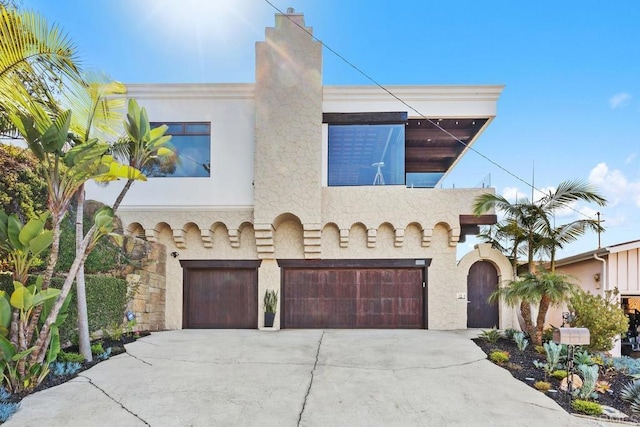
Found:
[124,237,166,331]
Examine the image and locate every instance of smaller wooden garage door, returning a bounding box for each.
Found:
[181,260,259,329]
[282,265,425,329]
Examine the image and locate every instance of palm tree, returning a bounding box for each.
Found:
[475,180,606,345]
[61,71,126,362]
[0,6,82,133]
[490,271,576,345]
[535,180,606,271]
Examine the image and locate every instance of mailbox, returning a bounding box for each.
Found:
[553,328,590,346]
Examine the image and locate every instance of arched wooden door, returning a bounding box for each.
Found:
[467,261,499,328]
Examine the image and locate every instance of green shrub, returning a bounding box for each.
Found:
[44,275,128,344]
[513,331,529,351]
[571,399,602,416]
[503,328,517,340]
[534,345,546,354]
[489,350,510,364]
[0,143,48,222]
[568,288,628,352]
[607,356,640,377]
[90,343,105,355]
[543,342,563,373]
[57,351,85,364]
[0,271,11,293]
[479,328,501,344]
[534,381,551,392]
[551,370,568,380]
[55,211,126,274]
[573,349,594,366]
[574,364,599,399]
[621,380,640,414]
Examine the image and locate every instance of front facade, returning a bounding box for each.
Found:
[88,10,512,331]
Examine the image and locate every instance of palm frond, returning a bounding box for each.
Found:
[60,70,127,142]
[0,6,82,122]
[540,180,607,211]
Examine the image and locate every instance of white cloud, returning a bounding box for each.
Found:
[588,162,640,207]
[602,212,627,227]
[501,186,522,203]
[609,92,632,109]
[626,152,637,164]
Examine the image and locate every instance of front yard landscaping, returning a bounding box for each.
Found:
[474,329,640,423]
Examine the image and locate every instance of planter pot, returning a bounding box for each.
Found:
[264,312,276,328]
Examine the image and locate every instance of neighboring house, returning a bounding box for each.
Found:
[87,10,513,331]
[549,240,640,319]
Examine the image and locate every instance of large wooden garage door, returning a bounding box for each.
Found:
[181,260,259,329]
[282,266,425,329]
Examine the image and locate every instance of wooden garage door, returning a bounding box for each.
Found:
[283,268,424,328]
[181,261,259,329]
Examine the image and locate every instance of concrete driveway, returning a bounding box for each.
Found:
[7,330,613,426]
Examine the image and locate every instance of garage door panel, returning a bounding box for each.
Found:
[283,267,423,328]
[184,268,257,329]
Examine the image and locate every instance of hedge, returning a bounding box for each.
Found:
[0,273,128,344]
[55,212,126,274]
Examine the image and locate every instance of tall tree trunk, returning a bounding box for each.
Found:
[31,177,136,365]
[520,301,535,342]
[42,210,64,290]
[23,210,64,348]
[535,294,551,346]
[76,186,92,362]
[112,179,133,211]
[31,223,97,364]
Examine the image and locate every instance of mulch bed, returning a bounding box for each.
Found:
[9,332,148,403]
[473,337,636,421]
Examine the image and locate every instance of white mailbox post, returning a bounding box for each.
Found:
[553,327,590,403]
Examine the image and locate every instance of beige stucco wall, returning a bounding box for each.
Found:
[545,258,602,328]
[126,209,258,329]
[253,12,323,229]
[119,186,497,330]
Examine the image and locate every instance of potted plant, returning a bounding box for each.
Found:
[263,289,278,327]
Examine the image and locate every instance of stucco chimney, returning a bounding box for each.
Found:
[254,11,323,229]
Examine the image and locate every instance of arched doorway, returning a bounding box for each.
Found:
[467,261,499,328]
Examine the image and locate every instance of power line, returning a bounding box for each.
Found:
[261,0,598,222]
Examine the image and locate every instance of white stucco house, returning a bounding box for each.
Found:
[88,9,515,331]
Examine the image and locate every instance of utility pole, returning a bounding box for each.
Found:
[597,212,604,249]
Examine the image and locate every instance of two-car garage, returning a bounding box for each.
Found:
[181,259,429,329]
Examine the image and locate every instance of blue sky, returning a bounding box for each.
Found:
[25,0,640,259]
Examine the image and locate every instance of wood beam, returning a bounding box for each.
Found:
[459,214,497,226]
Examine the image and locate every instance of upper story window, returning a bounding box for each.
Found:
[328,124,405,186]
[326,112,406,187]
[325,113,487,188]
[148,122,211,177]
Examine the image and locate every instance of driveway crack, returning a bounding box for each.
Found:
[125,351,153,366]
[79,374,150,426]
[298,329,325,426]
